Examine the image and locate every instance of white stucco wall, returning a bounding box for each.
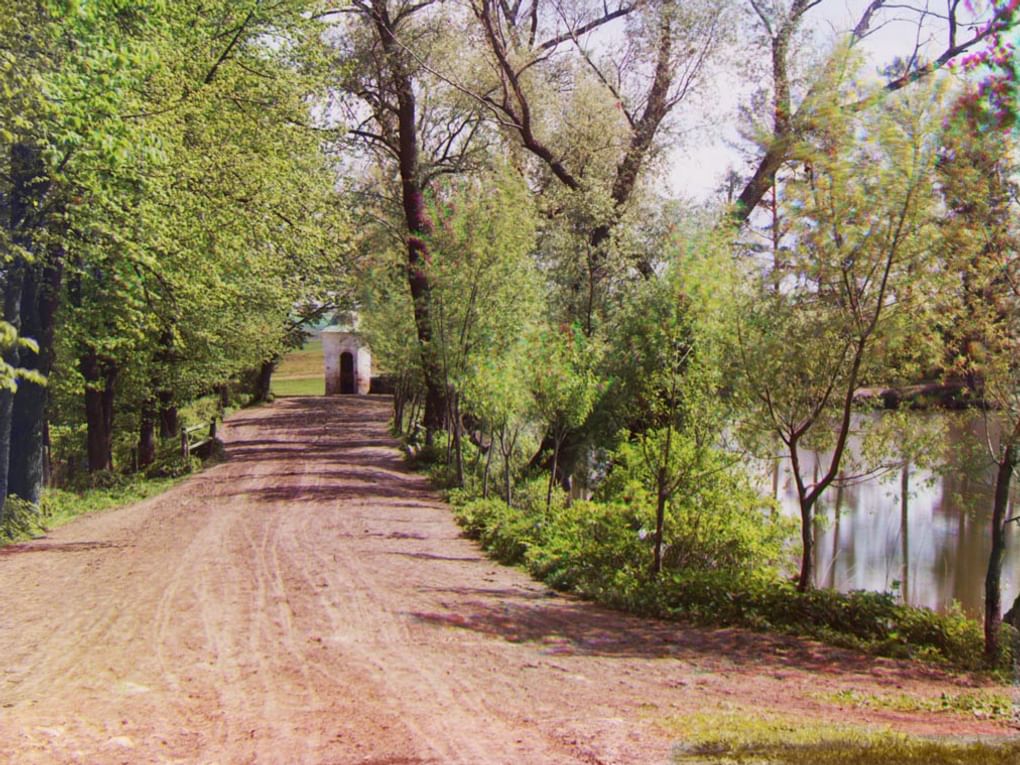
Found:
[322,329,372,395]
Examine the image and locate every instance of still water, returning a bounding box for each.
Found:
[772,414,1019,619]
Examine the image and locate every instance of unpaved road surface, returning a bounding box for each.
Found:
[0,396,1012,764]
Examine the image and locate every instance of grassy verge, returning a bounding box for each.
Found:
[3,475,180,546]
[815,688,1014,721]
[668,710,1020,764]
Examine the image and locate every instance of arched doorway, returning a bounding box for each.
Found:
[340,352,356,394]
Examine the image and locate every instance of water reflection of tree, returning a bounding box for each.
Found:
[781,412,1020,620]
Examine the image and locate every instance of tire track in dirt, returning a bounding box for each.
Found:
[0,395,1011,764]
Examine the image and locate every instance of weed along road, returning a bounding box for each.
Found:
[0,396,1009,764]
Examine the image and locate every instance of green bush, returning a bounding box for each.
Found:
[525,500,644,592]
[454,498,542,564]
[597,438,793,574]
[452,495,995,671]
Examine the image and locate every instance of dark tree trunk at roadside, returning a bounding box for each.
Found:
[158,389,178,440]
[985,444,1015,663]
[0,265,23,513]
[138,400,157,468]
[8,254,63,503]
[369,0,446,445]
[81,352,117,473]
[1,142,50,514]
[251,359,275,403]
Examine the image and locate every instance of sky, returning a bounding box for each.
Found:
[665,0,1004,202]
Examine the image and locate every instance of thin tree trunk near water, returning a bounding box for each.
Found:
[652,486,667,575]
[796,496,816,592]
[985,445,1015,663]
[900,463,910,605]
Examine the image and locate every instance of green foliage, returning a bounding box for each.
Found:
[821,688,1014,721]
[599,436,791,573]
[524,500,644,592]
[0,496,45,541]
[0,322,43,392]
[453,495,995,670]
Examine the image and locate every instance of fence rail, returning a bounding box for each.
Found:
[181,418,218,459]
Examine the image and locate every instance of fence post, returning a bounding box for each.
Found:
[209,418,217,441]
[180,429,189,460]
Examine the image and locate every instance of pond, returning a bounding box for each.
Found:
[772,414,1019,619]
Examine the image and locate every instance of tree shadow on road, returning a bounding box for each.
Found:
[408,594,956,684]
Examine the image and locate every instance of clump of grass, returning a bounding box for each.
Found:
[668,710,1020,764]
[819,688,1017,721]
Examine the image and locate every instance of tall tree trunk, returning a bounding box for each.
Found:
[138,399,157,469]
[155,328,178,437]
[371,0,445,445]
[158,389,178,440]
[0,264,24,515]
[796,495,817,592]
[81,352,117,473]
[481,438,493,499]
[652,485,667,576]
[2,142,49,513]
[452,394,464,486]
[8,254,63,503]
[251,358,275,403]
[985,445,1015,663]
[546,435,561,513]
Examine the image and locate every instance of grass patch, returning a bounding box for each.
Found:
[817,688,1016,721]
[272,337,324,397]
[275,338,324,379]
[271,376,325,397]
[667,710,1020,764]
[3,476,179,545]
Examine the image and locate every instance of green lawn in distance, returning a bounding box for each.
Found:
[271,375,325,397]
[272,337,325,397]
[275,337,324,379]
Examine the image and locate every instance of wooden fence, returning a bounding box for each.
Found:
[180,418,218,459]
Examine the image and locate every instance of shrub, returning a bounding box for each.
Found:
[450,494,995,670]
[525,500,644,592]
[597,438,793,575]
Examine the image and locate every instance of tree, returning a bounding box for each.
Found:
[731,0,1017,225]
[426,172,539,484]
[729,61,945,591]
[467,0,731,301]
[605,251,738,573]
[331,0,486,444]
[2,0,349,491]
[938,92,1020,662]
[528,325,601,511]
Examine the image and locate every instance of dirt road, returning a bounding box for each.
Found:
[0,396,1011,764]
